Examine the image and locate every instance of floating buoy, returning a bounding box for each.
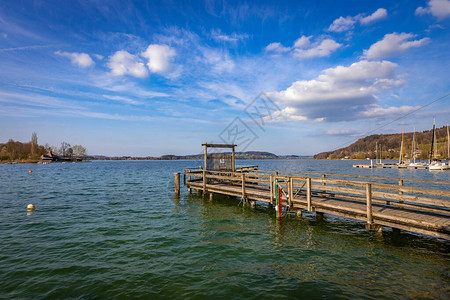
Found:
[27,204,35,211]
[29,170,33,173]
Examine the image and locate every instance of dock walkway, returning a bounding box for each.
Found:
[184,168,450,240]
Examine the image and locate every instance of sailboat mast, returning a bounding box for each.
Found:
[399,126,404,164]
[434,119,438,159]
[412,128,416,163]
[380,144,382,164]
[429,117,435,163]
[376,141,378,163]
[447,124,449,160]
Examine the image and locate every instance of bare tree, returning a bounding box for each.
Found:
[31,132,38,155]
[60,142,71,157]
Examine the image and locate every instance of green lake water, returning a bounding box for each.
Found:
[0,159,449,299]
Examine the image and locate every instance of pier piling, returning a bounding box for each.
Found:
[174,173,180,195]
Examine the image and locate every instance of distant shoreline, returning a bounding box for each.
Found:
[1,157,315,164]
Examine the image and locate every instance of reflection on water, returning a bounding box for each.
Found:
[0,160,448,299]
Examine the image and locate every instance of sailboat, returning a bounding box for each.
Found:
[409,127,427,167]
[429,118,449,170]
[398,126,407,167]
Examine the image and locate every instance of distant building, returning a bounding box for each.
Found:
[41,151,71,162]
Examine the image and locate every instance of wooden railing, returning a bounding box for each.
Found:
[184,168,450,237]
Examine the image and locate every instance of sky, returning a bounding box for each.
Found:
[0,0,449,156]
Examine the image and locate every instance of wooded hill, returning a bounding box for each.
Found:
[314,126,449,160]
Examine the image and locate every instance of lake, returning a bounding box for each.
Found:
[0,159,449,299]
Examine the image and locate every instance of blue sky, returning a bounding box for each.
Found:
[0,0,449,156]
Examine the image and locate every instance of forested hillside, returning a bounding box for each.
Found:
[314,126,449,160]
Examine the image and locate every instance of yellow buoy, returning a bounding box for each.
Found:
[27,204,35,211]
[29,170,33,173]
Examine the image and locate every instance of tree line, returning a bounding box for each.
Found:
[0,132,87,161]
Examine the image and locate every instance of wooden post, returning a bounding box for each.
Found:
[366,183,373,225]
[174,173,180,195]
[270,175,274,204]
[398,179,404,203]
[241,173,246,200]
[209,193,213,200]
[204,144,208,171]
[322,174,326,193]
[306,177,311,211]
[203,170,207,195]
[289,177,293,206]
[232,144,235,172]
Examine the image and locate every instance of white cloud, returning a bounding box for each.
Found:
[199,47,235,73]
[326,129,356,135]
[293,36,312,48]
[141,44,176,74]
[93,54,104,60]
[360,8,387,25]
[265,42,290,53]
[361,105,419,118]
[328,16,356,32]
[416,0,450,19]
[210,29,248,43]
[107,50,148,78]
[269,60,404,122]
[265,35,341,59]
[364,32,430,59]
[293,38,341,59]
[328,8,388,32]
[102,95,142,105]
[55,51,95,68]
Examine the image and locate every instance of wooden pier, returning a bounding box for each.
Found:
[183,168,450,240]
[181,143,450,240]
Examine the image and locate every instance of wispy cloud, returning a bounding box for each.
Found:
[328,8,388,32]
[265,42,290,53]
[326,129,357,136]
[360,105,420,118]
[265,35,341,59]
[101,95,143,105]
[0,91,84,110]
[0,13,45,41]
[210,29,249,43]
[328,16,356,33]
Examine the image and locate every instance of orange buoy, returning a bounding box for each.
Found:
[29,170,32,173]
[27,204,35,211]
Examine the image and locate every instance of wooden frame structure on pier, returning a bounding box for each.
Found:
[202,143,236,172]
